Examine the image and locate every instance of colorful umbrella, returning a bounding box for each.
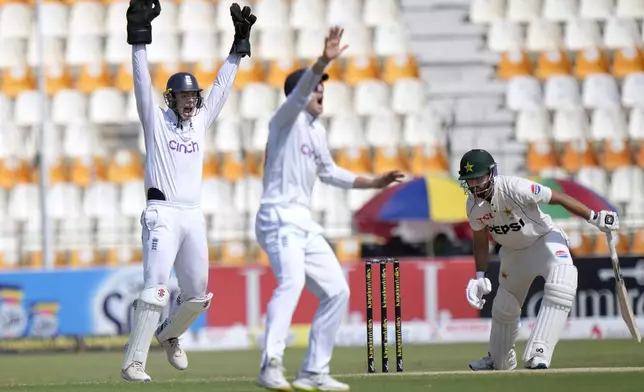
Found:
[533,177,618,219]
[354,176,469,238]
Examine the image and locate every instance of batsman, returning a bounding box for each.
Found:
[120,0,256,382]
[459,149,619,371]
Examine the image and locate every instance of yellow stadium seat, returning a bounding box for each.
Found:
[0,158,24,189]
[104,246,137,266]
[574,47,610,79]
[560,140,599,174]
[70,156,107,187]
[568,231,593,257]
[233,59,265,90]
[21,250,66,269]
[2,66,35,98]
[266,59,300,89]
[246,151,264,177]
[31,159,67,185]
[106,149,143,184]
[344,55,379,87]
[115,63,134,93]
[536,50,572,80]
[407,145,450,175]
[527,142,559,174]
[633,141,644,168]
[153,62,184,92]
[207,244,219,265]
[45,64,73,96]
[220,241,248,266]
[335,147,372,174]
[630,229,644,254]
[306,57,342,81]
[77,63,113,94]
[335,236,362,264]
[600,139,632,171]
[612,47,644,78]
[203,153,219,179]
[593,231,630,256]
[220,151,246,182]
[373,146,407,174]
[381,53,419,85]
[192,60,219,89]
[68,248,97,267]
[256,246,270,266]
[497,50,533,80]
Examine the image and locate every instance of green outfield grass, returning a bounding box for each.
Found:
[0,340,643,391]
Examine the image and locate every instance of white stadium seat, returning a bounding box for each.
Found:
[0,3,32,39]
[290,0,325,30]
[240,83,277,119]
[63,121,97,158]
[147,33,180,64]
[254,0,289,31]
[506,76,543,111]
[552,108,589,142]
[392,78,425,115]
[89,88,125,124]
[106,2,128,35]
[120,180,145,218]
[27,36,64,67]
[0,123,18,159]
[353,80,390,116]
[576,166,608,198]
[328,113,366,149]
[58,215,93,248]
[233,177,262,214]
[622,73,644,108]
[214,118,243,153]
[603,18,641,49]
[215,88,239,120]
[69,2,105,37]
[105,33,130,64]
[39,2,68,38]
[363,0,399,27]
[616,0,644,18]
[153,1,177,34]
[365,111,401,147]
[39,123,63,161]
[84,182,119,218]
[0,38,26,69]
[542,0,578,22]
[506,0,542,23]
[0,94,13,124]
[201,178,232,216]
[579,0,614,20]
[326,0,362,27]
[125,91,140,124]
[8,183,39,221]
[181,32,217,63]
[258,28,295,61]
[48,183,81,219]
[469,0,505,24]
[374,22,410,56]
[590,108,628,141]
[487,20,524,53]
[526,20,563,52]
[297,28,327,59]
[178,0,215,33]
[321,81,353,117]
[402,110,444,146]
[628,107,644,140]
[250,115,271,152]
[515,109,551,142]
[52,89,87,126]
[342,25,373,58]
[582,74,621,110]
[564,19,601,51]
[544,75,581,111]
[610,166,644,205]
[65,36,103,66]
[14,90,45,127]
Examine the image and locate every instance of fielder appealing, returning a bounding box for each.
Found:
[459,149,619,371]
[255,27,404,391]
[120,0,256,382]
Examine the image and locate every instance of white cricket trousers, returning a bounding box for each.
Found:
[141,201,209,300]
[256,223,350,374]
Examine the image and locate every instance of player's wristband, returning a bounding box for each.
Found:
[476,271,485,280]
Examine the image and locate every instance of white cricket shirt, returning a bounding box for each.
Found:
[133,45,240,205]
[466,175,558,250]
[257,67,358,233]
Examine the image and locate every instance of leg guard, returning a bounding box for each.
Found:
[489,286,521,370]
[523,264,578,366]
[156,293,213,342]
[122,285,170,370]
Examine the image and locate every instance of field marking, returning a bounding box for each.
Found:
[1,367,644,388]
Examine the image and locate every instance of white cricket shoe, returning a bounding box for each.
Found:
[469,349,517,371]
[292,371,350,391]
[525,356,549,370]
[257,358,292,391]
[121,361,151,382]
[157,336,188,370]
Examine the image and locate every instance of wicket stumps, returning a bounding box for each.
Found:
[365,258,403,374]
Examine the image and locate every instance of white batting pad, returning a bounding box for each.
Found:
[523,264,578,364]
[489,286,521,370]
[122,285,170,370]
[156,293,213,342]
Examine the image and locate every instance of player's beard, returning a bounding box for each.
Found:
[470,175,494,201]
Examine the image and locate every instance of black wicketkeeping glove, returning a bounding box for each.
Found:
[126,0,161,45]
[229,3,257,57]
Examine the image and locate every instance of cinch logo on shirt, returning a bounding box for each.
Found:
[300,144,321,164]
[490,218,526,235]
[169,140,199,154]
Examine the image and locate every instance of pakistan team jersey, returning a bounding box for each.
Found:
[466,175,558,250]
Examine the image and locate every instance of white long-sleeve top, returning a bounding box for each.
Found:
[133,45,240,205]
[257,67,358,233]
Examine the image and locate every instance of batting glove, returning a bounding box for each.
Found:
[126,0,161,45]
[466,276,492,310]
[588,210,619,233]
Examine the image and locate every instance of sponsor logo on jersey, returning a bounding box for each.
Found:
[475,212,494,223]
[489,218,525,235]
[555,250,569,259]
[300,144,321,164]
[531,183,541,195]
[169,140,199,154]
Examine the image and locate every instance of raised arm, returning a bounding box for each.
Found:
[126,0,161,133]
[271,27,348,129]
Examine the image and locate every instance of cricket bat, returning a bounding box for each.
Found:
[606,232,641,343]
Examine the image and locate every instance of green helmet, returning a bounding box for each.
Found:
[457,149,497,180]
